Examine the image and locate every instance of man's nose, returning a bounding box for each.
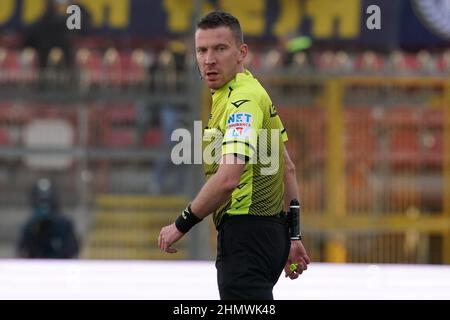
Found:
[205,51,216,65]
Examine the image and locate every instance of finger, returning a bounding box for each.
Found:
[166,246,177,253]
[300,261,308,271]
[288,270,299,279]
[303,255,311,265]
[159,237,166,250]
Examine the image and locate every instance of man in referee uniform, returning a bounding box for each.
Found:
[158,11,310,300]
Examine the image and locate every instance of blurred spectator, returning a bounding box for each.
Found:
[416,50,436,74]
[17,178,80,259]
[334,50,353,73]
[102,47,121,87]
[23,0,73,70]
[438,49,450,73]
[355,50,384,74]
[282,35,312,68]
[148,103,187,195]
[261,48,283,72]
[19,47,38,84]
[388,50,408,74]
[291,51,312,73]
[153,39,187,91]
[315,50,335,73]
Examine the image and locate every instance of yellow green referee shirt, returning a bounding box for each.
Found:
[202,70,288,227]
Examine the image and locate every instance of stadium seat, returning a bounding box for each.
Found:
[0,129,9,145]
[422,108,444,129]
[142,127,163,147]
[344,106,375,126]
[102,129,136,147]
[384,106,421,129]
[0,101,33,124]
[344,107,379,167]
[422,131,443,168]
[277,106,326,165]
[387,130,421,168]
[106,104,137,124]
[345,129,378,167]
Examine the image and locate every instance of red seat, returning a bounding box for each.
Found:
[278,106,326,166]
[387,130,421,168]
[385,106,420,129]
[422,108,444,129]
[0,101,33,124]
[345,127,378,167]
[0,129,9,145]
[142,128,163,147]
[344,106,376,127]
[422,131,443,168]
[102,129,135,147]
[106,104,137,124]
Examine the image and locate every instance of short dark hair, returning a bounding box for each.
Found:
[196,11,243,44]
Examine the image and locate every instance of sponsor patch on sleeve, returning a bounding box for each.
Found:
[225,113,253,140]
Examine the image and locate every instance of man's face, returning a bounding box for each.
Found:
[195,26,247,90]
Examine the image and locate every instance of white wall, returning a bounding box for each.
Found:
[0,260,449,300]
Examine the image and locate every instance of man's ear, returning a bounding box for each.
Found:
[238,43,248,64]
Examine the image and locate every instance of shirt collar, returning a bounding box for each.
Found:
[215,69,253,96]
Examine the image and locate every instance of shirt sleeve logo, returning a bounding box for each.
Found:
[231,99,250,108]
[226,113,253,139]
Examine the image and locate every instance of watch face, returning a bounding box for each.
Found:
[412,0,450,39]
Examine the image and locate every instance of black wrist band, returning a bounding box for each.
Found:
[288,199,302,241]
[175,205,202,234]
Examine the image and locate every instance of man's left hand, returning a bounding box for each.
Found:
[284,240,310,280]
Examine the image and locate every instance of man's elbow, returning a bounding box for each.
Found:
[222,175,240,193]
[285,161,296,177]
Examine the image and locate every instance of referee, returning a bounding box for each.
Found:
[158,11,310,300]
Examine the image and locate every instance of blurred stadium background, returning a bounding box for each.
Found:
[0,0,450,268]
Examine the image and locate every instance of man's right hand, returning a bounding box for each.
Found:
[158,223,184,253]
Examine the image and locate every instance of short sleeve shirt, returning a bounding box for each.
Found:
[202,70,288,227]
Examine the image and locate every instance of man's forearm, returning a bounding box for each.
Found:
[283,146,299,211]
[189,154,245,218]
[190,172,235,219]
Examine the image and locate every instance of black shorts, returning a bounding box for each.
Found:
[215,214,290,300]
